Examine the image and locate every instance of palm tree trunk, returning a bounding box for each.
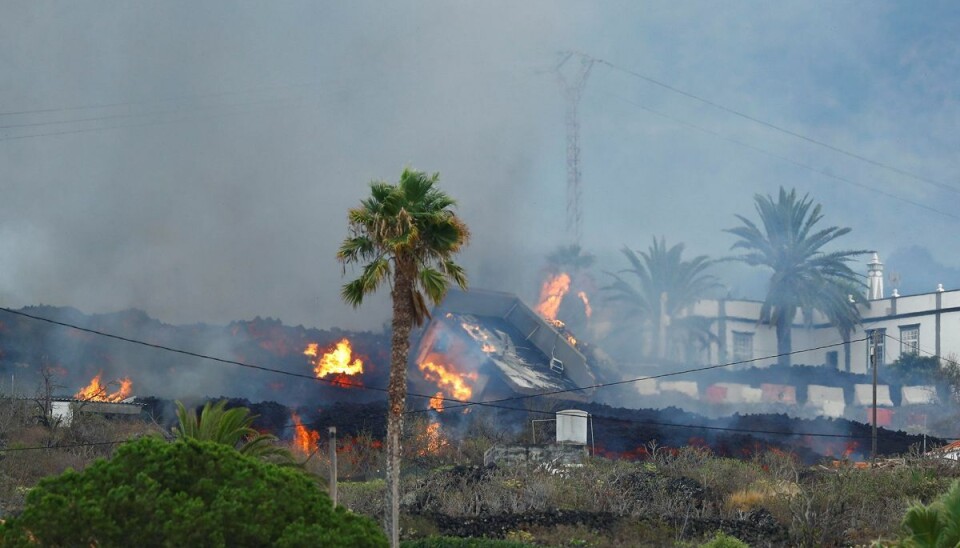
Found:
[776,315,792,367]
[386,262,414,548]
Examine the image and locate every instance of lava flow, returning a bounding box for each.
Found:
[74,373,133,402]
[304,339,364,387]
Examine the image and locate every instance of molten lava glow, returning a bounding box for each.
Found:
[419,360,478,402]
[304,339,363,387]
[291,412,320,454]
[74,373,132,402]
[577,291,592,318]
[535,272,571,320]
[428,391,445,412]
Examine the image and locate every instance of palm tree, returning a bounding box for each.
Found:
[546,244,595,273]
[602,237,720,360]
[899,479,960,547]
[174,400,293,463]
[725,187,867,367]
[337,168,469,547]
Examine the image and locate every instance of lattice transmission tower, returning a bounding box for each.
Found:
[556,52,594,245]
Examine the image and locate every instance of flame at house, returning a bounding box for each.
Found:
[419,359,478,411]
[74,373,132,402]
[291,412,320,454]
[304,339,364,387]
[535,273,571,320]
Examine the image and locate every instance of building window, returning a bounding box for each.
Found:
[866,328,886,368]
[732,332,753,362]
[900,325,920,355]
[826,351,839,369]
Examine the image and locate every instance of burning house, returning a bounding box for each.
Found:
[413,288,596,406]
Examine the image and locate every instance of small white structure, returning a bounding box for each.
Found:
[659,381,699,399]
[853,384,894,407]
[902,385,939,405]
[51,401,74,426]
[49,398,143,427]
[556,409,590,445]
[807,385,846,418]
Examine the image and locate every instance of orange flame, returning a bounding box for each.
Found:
[419,422,446,455]
[291,412,320,454]
[429,391,445,412]
[419,360,478,403]
[304,339,364,387]
[536,272,571,321]
[74,373,132,402]
[577,291,592,318]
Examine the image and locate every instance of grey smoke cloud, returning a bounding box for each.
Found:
[2,2,958,330]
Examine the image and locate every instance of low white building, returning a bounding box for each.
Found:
[683,254,957,374]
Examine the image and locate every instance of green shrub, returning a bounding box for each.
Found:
[401,537,534,547]
[897,479,960,547]
[699,531,749,548]
[0,436,386,547]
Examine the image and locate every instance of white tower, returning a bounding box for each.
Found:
[868,253,884,300]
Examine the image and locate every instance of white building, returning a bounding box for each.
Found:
[684,253,957,373]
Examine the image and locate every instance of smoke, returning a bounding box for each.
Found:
[2,2,959,335]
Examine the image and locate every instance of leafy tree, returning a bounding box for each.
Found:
[338,168,470,547]
[546,244,595,273]
[0,436,387,547]
[174,399,293,463]
[897,480,960,548]
[602,237,720,360]
[726,188,867,367]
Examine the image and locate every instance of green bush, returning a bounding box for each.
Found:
[699,531,750,548]
[0,436,386,547]
[401,537,534,547]
[897,479,960,547]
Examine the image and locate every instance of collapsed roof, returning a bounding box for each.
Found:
[414,288,596,401]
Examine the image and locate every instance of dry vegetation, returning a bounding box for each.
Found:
[2,398,958,547]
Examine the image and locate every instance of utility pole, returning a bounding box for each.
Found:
[328,426,338,506]
[871,331,879,463]
[556,52,594,245]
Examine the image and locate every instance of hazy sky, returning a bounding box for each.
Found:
[2,2,959,330]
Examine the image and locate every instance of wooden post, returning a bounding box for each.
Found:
[329,426,338,506]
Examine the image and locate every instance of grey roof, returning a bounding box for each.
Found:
[416,288,595,400]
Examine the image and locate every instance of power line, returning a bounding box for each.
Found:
[0,81,319,118]
[606,92,960,222]
[0,306,858,415]
[0,96,313,144]
[0,306,912,450]
[589,54,960,196]
[0,93,307,132]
